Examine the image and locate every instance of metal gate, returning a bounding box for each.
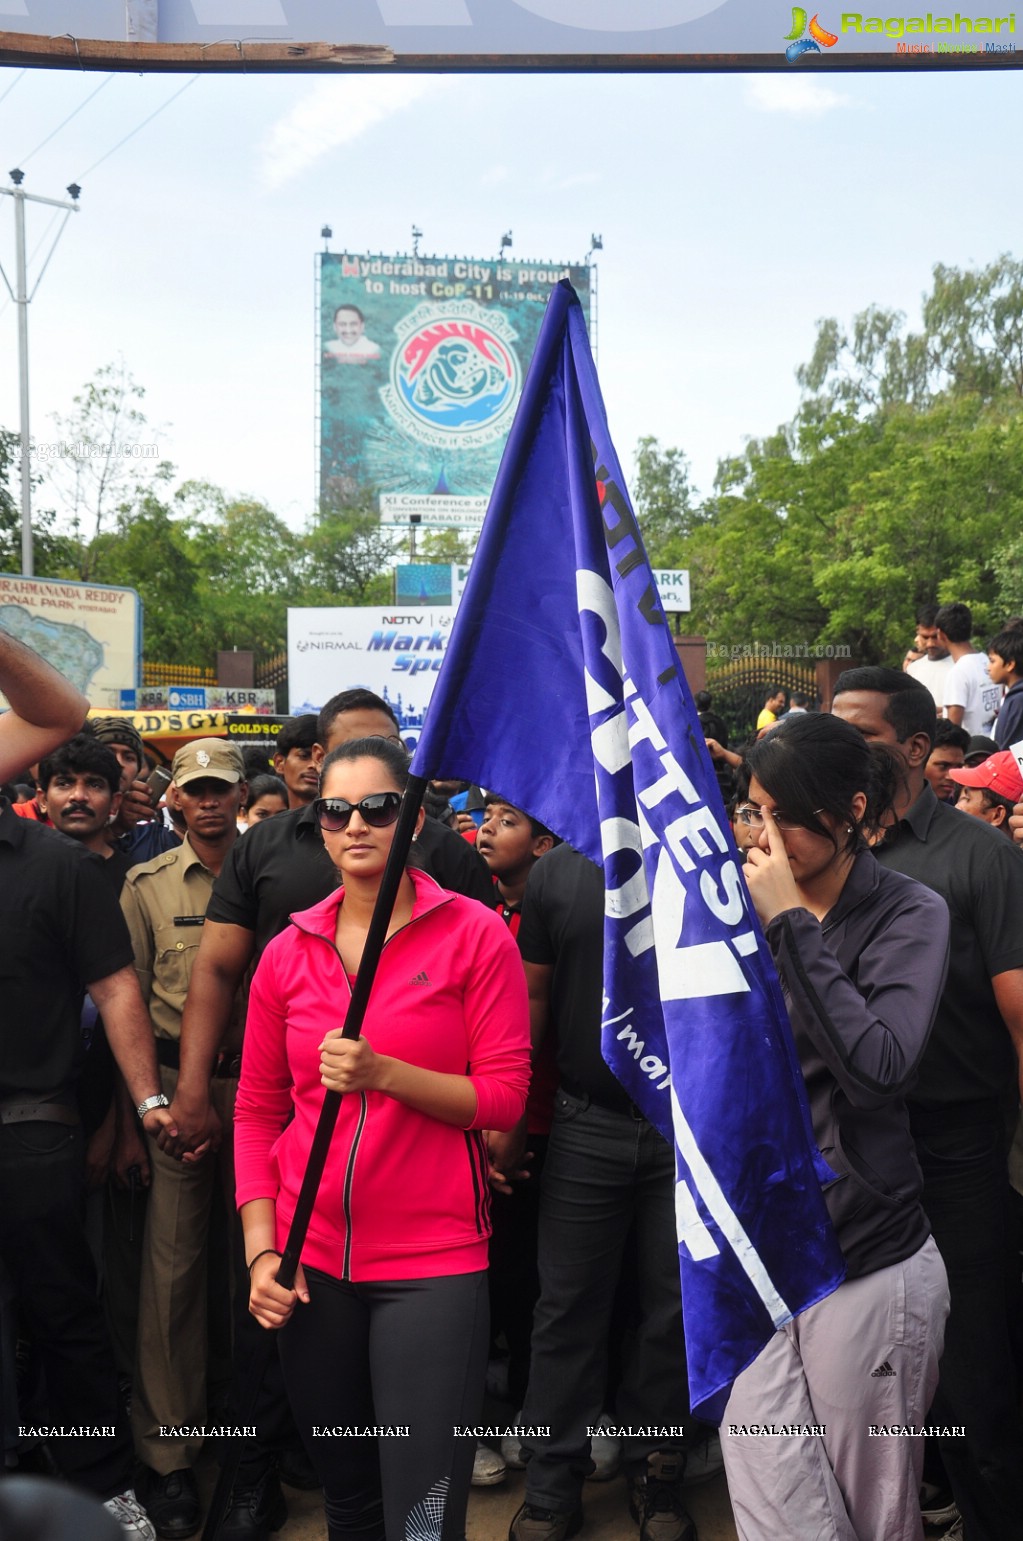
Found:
[703,658,817,748]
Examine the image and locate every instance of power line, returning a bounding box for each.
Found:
[0,204,63,322]
[0,69,27,109]
[77,76,199,180]
[17,74,114,166]
[26,206,62,269]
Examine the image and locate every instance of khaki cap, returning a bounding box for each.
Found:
[171,738,245,788]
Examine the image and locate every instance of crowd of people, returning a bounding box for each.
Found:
[1,596,1022,1541]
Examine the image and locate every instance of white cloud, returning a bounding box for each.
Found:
[746,77,852,116]
[545,169,601,191]
[480,164,512,187]
[259,77,440,188]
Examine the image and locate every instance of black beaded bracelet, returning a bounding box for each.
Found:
[247,1248,281,1275]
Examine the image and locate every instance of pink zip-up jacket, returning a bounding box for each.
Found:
[234,868,531,1282]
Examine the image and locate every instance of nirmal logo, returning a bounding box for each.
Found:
[784,6,839,57]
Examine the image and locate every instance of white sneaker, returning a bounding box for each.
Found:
[472,1441,507,1486]
[941,1521,963,1541]
[587,1414,621,1482]
[685,1431,724,1486]
[103,1489,157,1540]
[920,1481,960,1528]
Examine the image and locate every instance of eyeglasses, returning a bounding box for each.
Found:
[314,792,402,833]
[735,805,824,833]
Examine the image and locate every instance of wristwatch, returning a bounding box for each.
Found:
[137,1093,170,1120]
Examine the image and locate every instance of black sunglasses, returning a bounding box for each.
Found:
[314,792,403,833]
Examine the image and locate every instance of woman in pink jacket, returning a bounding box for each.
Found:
[234,736,531,1541]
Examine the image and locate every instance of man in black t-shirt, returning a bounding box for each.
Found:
[509,844,696,1541]
[0,799,174,1538]
[833,667,1023,1541]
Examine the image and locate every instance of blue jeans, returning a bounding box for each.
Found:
[521,1089,691,1513]
[915,1116,1023,1541]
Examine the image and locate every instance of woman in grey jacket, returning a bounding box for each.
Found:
[721,712,951,1541]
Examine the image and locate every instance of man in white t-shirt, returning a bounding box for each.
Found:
[906,605,953,711]
[935,601,1001,737]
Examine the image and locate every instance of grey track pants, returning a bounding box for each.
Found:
[721,1237,949,1541]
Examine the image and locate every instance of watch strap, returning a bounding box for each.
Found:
[137,1092,170,1120]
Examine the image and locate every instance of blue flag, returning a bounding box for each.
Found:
[411,280,844,1421]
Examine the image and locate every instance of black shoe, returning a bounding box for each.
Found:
[508,1503,584,1541]
[628,1452,697,1541]
[276,1446,321,1491]
[138,1468,200,1541]
[219,1468,288,1541]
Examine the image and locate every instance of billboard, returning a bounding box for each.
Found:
[1,3,1018,69]
[395,565,454,606]
[0,574,141,710]
[289,606,455,751]
[319,253,591,531]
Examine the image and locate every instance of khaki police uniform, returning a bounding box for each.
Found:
[120,837,240,1475]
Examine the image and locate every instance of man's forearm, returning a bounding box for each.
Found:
[992,969,1023,1106]
[177,954,247,1102]
[0,628,89,778]
[88,966,162,1110]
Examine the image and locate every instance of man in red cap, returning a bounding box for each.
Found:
[949,749,1023,839]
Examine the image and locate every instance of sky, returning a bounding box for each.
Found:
[0,62,1021,534]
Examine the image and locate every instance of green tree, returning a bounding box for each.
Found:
[686,393,1023,665]
[631,436,703,564]
[301,490,404,605]
[179,481,300,657]
[683,254,1023,665]
[0,430,78,575]
[44,361,175,580]
[992,527,1023,621]
[797,255,1023,422]
[418,526,476,565]
[923,254,1023,400]
[87,490,206,663]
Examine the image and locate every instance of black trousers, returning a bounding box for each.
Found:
[0,1120,133,1499]
[488,1134,548,1411]
[520,1091,692,1513]
[916,1117,1023,1541]
[278,1267,489,1541]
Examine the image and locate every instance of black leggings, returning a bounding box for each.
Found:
[278,1268,489,1541]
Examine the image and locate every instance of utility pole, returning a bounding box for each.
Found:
[0,171,80,576]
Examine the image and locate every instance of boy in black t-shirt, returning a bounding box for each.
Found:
[474,797,556,1487]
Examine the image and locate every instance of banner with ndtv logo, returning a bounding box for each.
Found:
[287,606,455,751]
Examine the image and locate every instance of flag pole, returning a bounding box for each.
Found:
[202,773,429,1541]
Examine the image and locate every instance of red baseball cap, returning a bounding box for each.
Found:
[948,750,1023,801]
